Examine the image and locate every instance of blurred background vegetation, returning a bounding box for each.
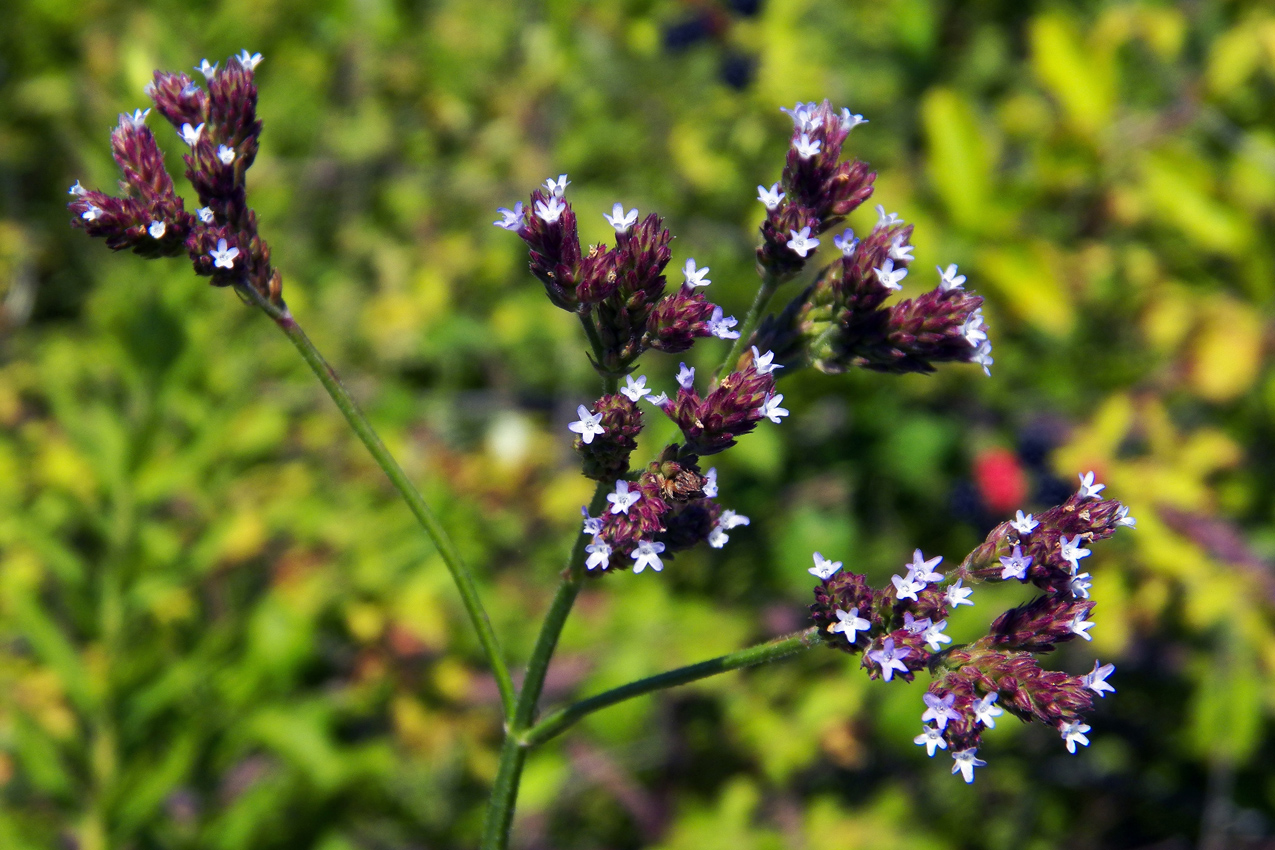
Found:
[2,0,1275,847]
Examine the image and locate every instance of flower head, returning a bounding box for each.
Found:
[831,608,871,644]
[876,204,901,227]
[833,229,858,256]
[1011,510,1039,535]
[196,59,219,79]
[708,510,751,549]
[974,693,1003,728]
[676,362,695,389]
[998,545,1032,581]
[631,540,666,573]
[1069,610,1096,641]
[951,749,986,784]
[787,226,819,257]
[874,258,908,291]
[922,619,951,651]
[750,346,783,375]
[568,404,606,445]
[759,393,789,424]
[938,264,966,290]
[891,572,924,602]
[971,340,994,376]
[543,174,570,197]
[81,205,101,222]
[888,235,914,262]
[1059,535,1091,571]
[915,725,948,757]
[867,637,911,682]
[707,306,740,340]
[1077,471,1105,500]
[236,50,264,71]
[620,375,651,403]
[581,507,604,536]
[840,109,868,131]
[210,238,239,269]
[1069,571,1093,599]
[794,133,822,159]
[809,552,842,580]
[944,578,974,608]
[534,196,566,224]
[585,540,612,571]
[922,692,961,730]
[68,181,87,196]
[1060,720,1091,753]
[1115,505,1137,529]
[682,258,711,288]
[907,550,944,584]
[1083,660,1116,697]
[607,480,641,515]
[120,108,150,128]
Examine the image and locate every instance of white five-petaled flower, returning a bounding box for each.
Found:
[682,258,711,288]
[1060,720,1091,753]
[876,204,900,227]
[180,122,204,147]
[69,181,87,196]
[750,346,782,375]
[1059,535,1091,571]
[1077,471,1105,500]
[1011,510,1039,535]
[647,392,669,407]
[888,235,914,262]
[568,405,605,445]
[585,540,612,571]
[780,102,819,131]
[891,572,924,602]
[1115,505,1136,529]
[196,58,219,79]
[1083,660,1116,697]
[197,207,215,224]
[236,50,264,71]
[914,724,947,757]
[971,340,994,377]
[973,693,1003,728]
[922,692,961,730]
[945,578,974,608]
[631,540,665,573]
[831,608,871,644]
[840,108,868,131]
[951,749,986,783]
[120,108,150,128]
[809,552,842,580]
[922,619,951,652]
[757,183,785,210]
[1069,610,1096,641]
[787,226,820,257]
[998,545,1032,581]
[793,133,822,159]
[607,480,641,515]
[902,612,931,634]
[620,374,651,402]
[833,229,858,256]
[707,509,750,549]
[604,203,638,232]
[493,202,525,231]
[867,637,911,682]
[81,205,101,222]
[543,174,570,197]
[937,264,966,290]
[759,393,789,424]
[1069,572,1093,599]
[707,306,740,340]
[209,238,239,269]
[581,507,604,536]
[874,258,908,291]
[534,196,566,224]
[217,144,235,165]
[907,549,944,584]
[148,220,166,239]
[676,362,695,389]
[962,308,988,346]
[703,468,718,499]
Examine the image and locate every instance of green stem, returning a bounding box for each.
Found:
[715,269,787,382]
[521,627,821,747]
[238,284,517,717]
[481,733,528,850]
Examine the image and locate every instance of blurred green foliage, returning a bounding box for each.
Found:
[3,0,1275,847]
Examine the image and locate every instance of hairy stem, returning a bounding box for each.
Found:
[520,627,821,747]
[238,284,517,717]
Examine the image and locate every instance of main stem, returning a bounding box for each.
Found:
[521,627,821,746]
[715,269,787,382]
[239,285,516,716]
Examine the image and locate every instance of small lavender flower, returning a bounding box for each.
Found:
[568,405,606,445]
[922,619,951,651]
[69,181,87,196]
[938,264,966,290]
[1115,505,1137,528]
[682,258,711,288]
[973,693,1003,728]
[121,108,150,128]
[702,468,718,499]
[180,121,204,146]
[840,108,867,130]
[543,173,570,196]
[1060,720,1091,753]
[922,692,961,729]
[493,202,524,230]
[217,144,235,164]
[793,133,822,159]
[971,340,994,377]
[868,637,911,682]
[148,220,166,239]
[757,183,785,210]
[1083,660,1116,697]
[630,540,666,573]
[787,226,819,257]
[236,50,263,70]
[1077,471,1105,500]
[581,508,604,536]
[534,196,566,223]
[998,545,1032,580]
[707,510,750,549]
[833,229,858,256]
[945,579,974,607]
[876,205,901,227]
[874,258,907,291]
[888,235,914,262]
[607,480,641,515]
[585,540,612,571]
[831,608,870,644]
[1011,510,1039,535]
[621,374,651,402]
[908,550,944,583]
[1059,535,1091,571]
[707,306,740,340]
[915,725,948,756]
[1069,610,1096,641]
[951,749,986,784]
[751,346,783,375]
[209,238,239,269]
[759,393,789,423]
[809,552,842,580]
[197,206,215,224]
[891,572,924,602]
[196,58,219,79]
[604,203,639,233]
[81,205,102,221]
[676,362,695,389]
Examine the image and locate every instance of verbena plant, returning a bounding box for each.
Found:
[67,51,1133,849]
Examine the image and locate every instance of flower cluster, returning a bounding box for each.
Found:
[809,471,1131,782]
[68,51,282,305]
[496,183,739,377]
[753,212,991,376]
[756,101,876,278]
